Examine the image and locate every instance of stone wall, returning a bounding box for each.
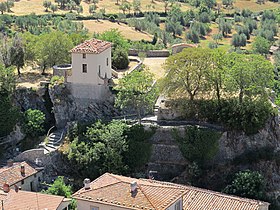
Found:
[14,148,46,164]
[147,126,187,180]
[128,49,170,57]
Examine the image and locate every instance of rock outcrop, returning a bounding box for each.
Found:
[48,84,121,128]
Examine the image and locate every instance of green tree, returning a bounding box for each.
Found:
[0,2,7,14]
[10,35,25,75]
[112,46,129,69]
[67,120,129,178]
[252,36,271,56]
[231,33,247,48]
[218,18,232,37]
[89,4,97,15]
[96,29,129,69]
[226,53,274,103]
[23,109,45,137]
[173,126,220,165]
[212,33,223,44]
[50,4,58,13]
[115,68,157,122]
[5,0,14,12]
[43,0,51,12]
[132,0,141,15]
[43,176,72,197]
[161,48,212,100]
[0,65,19,137]
[223,170,265,200]
[36,31,73,74]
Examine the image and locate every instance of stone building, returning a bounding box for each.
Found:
[53,38,113,101]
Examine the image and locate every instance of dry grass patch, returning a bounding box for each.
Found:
[81,20,153,41]
[217,0,279,12]
[1,0,191,16]
[143,57,167,80]
[17,66,52,89]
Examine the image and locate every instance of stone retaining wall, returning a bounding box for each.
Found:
[128,49,170,57]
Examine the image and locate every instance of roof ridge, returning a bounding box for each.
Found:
[137,184,156,210]
[74,173,121,196]
[144,179,267,204]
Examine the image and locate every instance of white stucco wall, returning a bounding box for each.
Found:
[58,200,71,210]
[12,171,43,192]
[166,198,182,210]
[68,48,112,85]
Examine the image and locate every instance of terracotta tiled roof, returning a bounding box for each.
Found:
[73,173,269,210]
[73,173,186,210]
[0,190,7,201]
[0,161,42,188]
[1,189,68,210]
[70,38,112,54]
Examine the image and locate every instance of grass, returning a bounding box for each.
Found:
[217,0,280,13]
[1,0,191,16]
[81,20,153,41]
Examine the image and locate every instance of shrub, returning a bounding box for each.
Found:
[223,170,266,200]
[23,109,46,137]
[169,98,275,135]
[173,126,221,166]
[112,46,129,69]
[50,75,65,86]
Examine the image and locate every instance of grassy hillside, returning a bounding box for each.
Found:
[1,0,279,16]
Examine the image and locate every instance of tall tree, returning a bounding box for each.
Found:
[252,36,271,56]
[10,35,25,75]
[36,31,73,74]
[161,48,212,100]
[0,65,19,137]
[226,53,274,103]
[115,68,157,122]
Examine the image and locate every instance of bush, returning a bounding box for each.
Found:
[169,98,275,135]
[124,124,155,173]
[173,126,221,166]
[223,170,266,200]
[112,46,129,69]
[50,75,64,86]
[23,109,46,137]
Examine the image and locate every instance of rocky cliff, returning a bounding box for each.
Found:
[48,84,121,128]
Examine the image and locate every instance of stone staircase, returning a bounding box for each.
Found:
[41,128,65,153]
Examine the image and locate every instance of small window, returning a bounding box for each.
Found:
[99,65,101,71]
[82,53,86,59]
[82,64,87,73]
[106,58,109,66]
[21,180,24,185]
[34,174,37,178]
[91,207,99,210]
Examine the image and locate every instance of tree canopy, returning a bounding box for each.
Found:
[114,67,157,122]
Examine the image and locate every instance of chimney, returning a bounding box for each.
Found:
[130,181,137,193]
[3,183,10,193]
[7,159,13,167]
[83,178,91,190]
[148,170,158,180]
[20,165,25,175]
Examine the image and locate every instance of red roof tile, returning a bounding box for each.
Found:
[70,38,112,54]
[1,189,68,210]
[0,161,41,188]
[73,173,269,210]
